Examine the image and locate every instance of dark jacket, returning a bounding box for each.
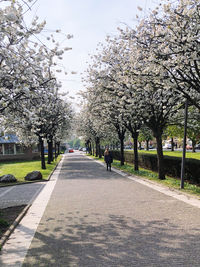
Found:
[104,151,113,164]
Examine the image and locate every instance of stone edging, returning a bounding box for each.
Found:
[0,156,62,249]
[86,154,200,206]
[0,204,31,249]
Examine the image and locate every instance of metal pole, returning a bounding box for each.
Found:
[180,99,188,189]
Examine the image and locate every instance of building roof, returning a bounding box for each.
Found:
[0,134,19,144]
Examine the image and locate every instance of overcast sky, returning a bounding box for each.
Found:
[29,0,159,110]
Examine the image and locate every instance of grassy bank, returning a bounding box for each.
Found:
[137,150,200,160]
[88,154,200,197]
[0,155,62,185]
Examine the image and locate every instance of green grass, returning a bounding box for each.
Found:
[0,155,62,185]
[0,218,9,227]
[88,154,200,197]
[137,150,200,160]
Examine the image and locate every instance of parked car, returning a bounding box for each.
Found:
[68,148,74,153]
[149,145,155,149]
[195,144,200,150]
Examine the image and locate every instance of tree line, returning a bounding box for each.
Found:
[0,0,74,169]
[77,0,200,180]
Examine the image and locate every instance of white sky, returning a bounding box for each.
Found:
[28,0,159,110]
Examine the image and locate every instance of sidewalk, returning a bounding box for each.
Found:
[1,152,200,266]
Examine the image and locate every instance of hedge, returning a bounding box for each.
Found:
[110,150,200,185]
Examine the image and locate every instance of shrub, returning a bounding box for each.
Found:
[110,150,200,184]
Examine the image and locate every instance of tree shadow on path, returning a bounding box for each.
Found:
[20,211,200,267]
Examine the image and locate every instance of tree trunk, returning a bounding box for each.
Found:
[192,140,196,153]
[54,141,57,159]
[146,140,149,151]
[116,127,126,166]
[47,139,53,164]
[171,137,174,151]
[92,143,94,156]
[139,142,142,150]
[89,142,92,155]
[57,142,60,155]
[95,138,99,157]
[155,134,165,180]
[133,133,139,171]
[98,141,102,158]
[39,137,46,169]
[120,136,125,166]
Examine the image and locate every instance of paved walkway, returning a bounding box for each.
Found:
[1,153,200,266]
[0,183,45,209]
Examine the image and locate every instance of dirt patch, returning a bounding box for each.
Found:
[0,205,26,239]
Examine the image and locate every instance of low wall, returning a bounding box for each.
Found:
[109,150,200,185]
[0,152,40,162]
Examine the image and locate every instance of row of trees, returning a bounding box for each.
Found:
[0,0,73,168]
[78,0,200,180]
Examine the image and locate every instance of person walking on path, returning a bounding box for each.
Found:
[104,147,113,171]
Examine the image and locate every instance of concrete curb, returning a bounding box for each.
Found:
[0,156,64,265]
[86,155,200,208]
[47,156,62,181]
[0,156,62,249]
[0,204,31,249]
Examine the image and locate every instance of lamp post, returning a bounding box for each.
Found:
[180,99,188,189]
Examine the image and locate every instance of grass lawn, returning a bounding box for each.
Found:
[138,150,200,160]
[88,154,200,197]
[0,155,62,185]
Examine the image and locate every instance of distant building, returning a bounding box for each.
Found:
[0,134,39,161]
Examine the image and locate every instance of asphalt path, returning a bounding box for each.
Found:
[2,152,200,266]
[0,182,45,209]
[21,152,200,266]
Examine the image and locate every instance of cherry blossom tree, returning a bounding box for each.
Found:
[6,86,73,169]
[0,0,72,116]
[147,0,200,109]
[81,0,199,180]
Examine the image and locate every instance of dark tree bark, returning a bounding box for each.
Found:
[154,133,165,180]
[120,136,125,166]
[89,141,92,155]
[98,141,102,158]
[171,137,174,151]
[192,140,196,153]
[126,123,140,171]
[57,142,60,155]
[133,132,139,171]
[47,138,53,164]
[92,143,95,156]
[95,137,100,157]
[39,137,46,169]
[54,141,57,159]
[146,140,149,150]
[116,126,126,166]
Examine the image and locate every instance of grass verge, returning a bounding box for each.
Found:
[137,150,200,160]
[88,154,200,197]
[0,155,62,186]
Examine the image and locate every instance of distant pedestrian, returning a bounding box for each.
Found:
[104,148,113,171]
